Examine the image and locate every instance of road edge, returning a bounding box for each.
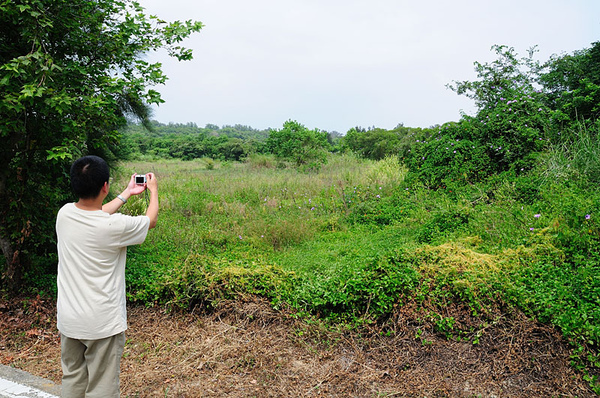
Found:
[0,365,60,397]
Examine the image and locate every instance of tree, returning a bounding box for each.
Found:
[447,45,544,112]
[266,120,331,171]
[446,45,550,173]
[344,128,406,160]
[0,0,202,291]
[341,125,427,160]
[539,41,600,124]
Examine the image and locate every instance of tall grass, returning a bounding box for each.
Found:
[119,154,397,253]
[543,121,600,184]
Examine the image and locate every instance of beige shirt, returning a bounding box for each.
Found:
[56,203,150,340]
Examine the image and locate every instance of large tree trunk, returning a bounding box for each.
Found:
[0,164,23,292]
[0,233,21,292]
[0,234,14,271]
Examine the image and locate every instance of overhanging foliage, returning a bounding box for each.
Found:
[0,0,202,290]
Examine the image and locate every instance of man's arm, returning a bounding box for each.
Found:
[102,190,131,215]
[102,174,146,215]
[145,173,159,229]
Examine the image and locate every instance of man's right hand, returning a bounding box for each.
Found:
[145,173,158,192]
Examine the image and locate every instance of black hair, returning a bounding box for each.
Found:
[70,155,110,199]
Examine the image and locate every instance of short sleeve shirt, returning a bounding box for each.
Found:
[56,203,150,340]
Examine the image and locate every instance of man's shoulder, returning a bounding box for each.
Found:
[58,202,74,212]
[57,203,106,218]
[56,202,75,220]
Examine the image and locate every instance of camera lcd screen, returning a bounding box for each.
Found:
[135,175,145,184]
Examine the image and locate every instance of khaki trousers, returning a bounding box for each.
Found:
[60,332,125,398]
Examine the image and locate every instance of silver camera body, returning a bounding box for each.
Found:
[135,174,147,185]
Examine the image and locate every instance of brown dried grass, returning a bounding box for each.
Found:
[0,295,596,397]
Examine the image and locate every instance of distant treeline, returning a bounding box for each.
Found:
[119,122,271,161]
[119,120,430,162]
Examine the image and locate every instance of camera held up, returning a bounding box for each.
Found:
[135,174,147,185]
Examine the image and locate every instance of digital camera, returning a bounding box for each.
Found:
[135,174,147,185]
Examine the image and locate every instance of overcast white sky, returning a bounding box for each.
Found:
[140,0,600,133]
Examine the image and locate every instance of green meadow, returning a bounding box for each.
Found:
[114,151,600,388]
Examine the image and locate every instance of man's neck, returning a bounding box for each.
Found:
[75,197,104,211]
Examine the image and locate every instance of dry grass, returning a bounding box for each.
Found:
[0,295,596,397]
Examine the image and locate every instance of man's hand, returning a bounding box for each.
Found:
[127,174,147,196]
[145,173,157,193]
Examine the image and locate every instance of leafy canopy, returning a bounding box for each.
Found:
[0,0,202,290]
[539,41,600,124]
[266,120,331,171]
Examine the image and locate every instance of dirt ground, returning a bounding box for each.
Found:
[0,295,597,397]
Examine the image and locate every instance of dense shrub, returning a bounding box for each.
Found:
[540,41,600,125]
[265,120,331,171]
[404,122,492,187]
[416,208,471,244]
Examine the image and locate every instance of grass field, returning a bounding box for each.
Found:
[113,153,600,390]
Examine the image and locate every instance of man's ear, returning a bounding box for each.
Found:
[101,181,110,195]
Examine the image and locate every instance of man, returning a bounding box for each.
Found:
[56,155,158,397]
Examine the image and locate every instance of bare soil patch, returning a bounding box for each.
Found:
[0,295,596,397]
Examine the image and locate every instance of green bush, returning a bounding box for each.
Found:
[499,254,600,364]
[265,120,331,171]
[514,176,542,204]
[405,122,492,187]
[291,249,420,320]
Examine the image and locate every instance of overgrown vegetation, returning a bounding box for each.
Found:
[104,150,600,390]
[8,153,600,389]
[3,8,600,390]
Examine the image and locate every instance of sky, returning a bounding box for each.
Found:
[140,0,600,133]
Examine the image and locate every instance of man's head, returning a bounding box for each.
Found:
[70,156,110,199]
